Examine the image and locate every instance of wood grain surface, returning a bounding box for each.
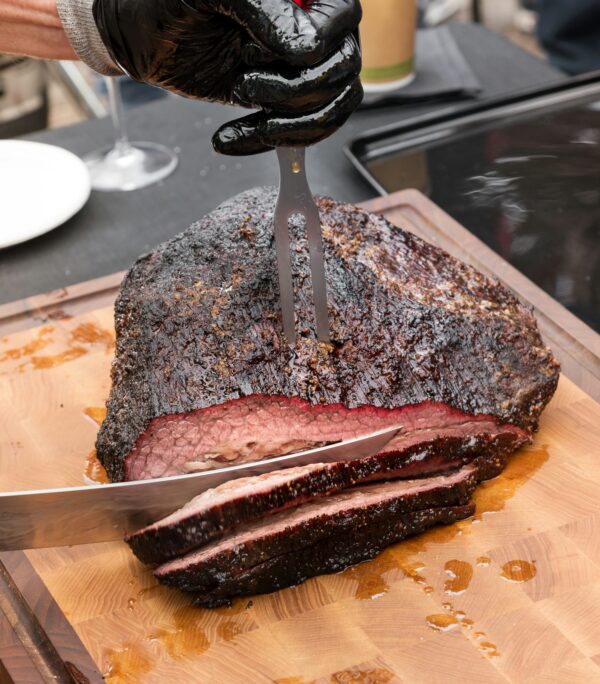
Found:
[1,192,600,683]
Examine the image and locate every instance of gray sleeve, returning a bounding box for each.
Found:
[56,0,122,76]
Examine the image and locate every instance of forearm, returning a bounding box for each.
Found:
[0,0,77,60]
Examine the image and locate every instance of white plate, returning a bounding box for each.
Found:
[0,140,91,249]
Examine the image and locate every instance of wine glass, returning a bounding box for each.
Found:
[83,77,178,192]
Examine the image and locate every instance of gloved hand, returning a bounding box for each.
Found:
[92,0,363,155]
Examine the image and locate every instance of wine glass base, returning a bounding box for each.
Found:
[83,141,178,192]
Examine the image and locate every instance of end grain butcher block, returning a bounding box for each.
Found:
[1,191,600,684]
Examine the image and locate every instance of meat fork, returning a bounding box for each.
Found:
[274,147,330,344]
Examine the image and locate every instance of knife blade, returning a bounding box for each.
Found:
[0,425,403,550]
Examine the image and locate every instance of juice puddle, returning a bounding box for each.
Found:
[345,547,404,600]
[148,606,210,659]
[0,325,54,362]
[500,560,537,583]
[102,642,153,683]
[274,667,395,684]
[83,406,107,426]
[411,451,547,660]
[426,613,459,632]
[84,449,110,484]
[70,322,115,351]
[29,346,87,369]
[479,641,501,657]
[444,560,473,595]
[473,446,549,519]
[0,321,116,372]
[331,666,395,683]
[429,601,500,659]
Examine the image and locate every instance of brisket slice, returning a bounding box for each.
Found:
[154,465,477,602]
[190,505,474,608]
[123,398,527,481]
[127,428,524,564]
[96,188,559,482]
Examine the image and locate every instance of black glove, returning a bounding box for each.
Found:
[93,0,363,155]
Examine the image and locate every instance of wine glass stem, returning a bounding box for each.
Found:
[106,76,131,156]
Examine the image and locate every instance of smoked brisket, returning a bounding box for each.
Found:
[189,505,474,608]
[154,466,477,606]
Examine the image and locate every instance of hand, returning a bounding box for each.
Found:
[93,0,363,155]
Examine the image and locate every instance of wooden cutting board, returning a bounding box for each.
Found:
[2,191,600,684]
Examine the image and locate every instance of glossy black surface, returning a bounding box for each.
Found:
[93,0,362,154]
[366,94,600,332]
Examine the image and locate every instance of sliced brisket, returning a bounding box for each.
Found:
[123,398,528,481]
[155,466,477,606]
[127,427,524,564]
[190,505,474,608]
[96,188,559,483]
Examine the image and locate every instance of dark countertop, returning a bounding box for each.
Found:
[0,24,565,305]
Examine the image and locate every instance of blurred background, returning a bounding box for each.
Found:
[0,0,550,139]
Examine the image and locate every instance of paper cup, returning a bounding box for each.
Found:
[360,0,418,92]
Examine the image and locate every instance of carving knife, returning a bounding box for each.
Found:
[0,425,403,550]
[273,147,330,344]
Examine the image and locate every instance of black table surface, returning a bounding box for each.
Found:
[1,24,565,305]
